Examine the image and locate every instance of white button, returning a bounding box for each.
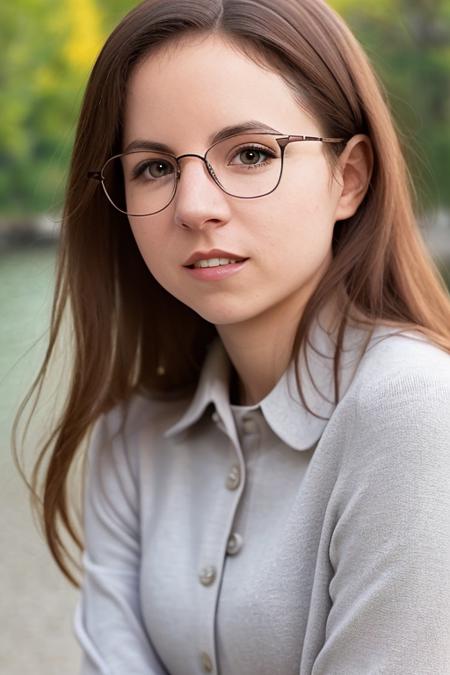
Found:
[200,651,213,672]
[199,565,217,586]
[226,532,243,555]
[242,416,257,434]
[211,411,220,423]
[225,464,241,490]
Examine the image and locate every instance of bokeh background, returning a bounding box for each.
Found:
[1,1,449,673]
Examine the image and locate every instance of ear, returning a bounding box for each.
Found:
[333,134,373,221]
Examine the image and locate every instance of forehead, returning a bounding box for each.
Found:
[123,33,317,147]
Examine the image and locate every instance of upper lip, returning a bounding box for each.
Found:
[183,249,249,267]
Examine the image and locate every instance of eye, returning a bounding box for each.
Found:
[132,159,175,181]
[228,144,277,167]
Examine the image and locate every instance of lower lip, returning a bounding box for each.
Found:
[183,259,249,281]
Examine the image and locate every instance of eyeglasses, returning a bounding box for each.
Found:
[88,132,347,217]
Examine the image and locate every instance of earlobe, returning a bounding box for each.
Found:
[334,134,373,221]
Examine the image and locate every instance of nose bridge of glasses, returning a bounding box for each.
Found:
[174,152,218,181]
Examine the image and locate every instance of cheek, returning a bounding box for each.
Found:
[128,219,165,270]
[281,167,335,221]
[128,219,190,303]
[261,180,336,262]
[127,220,181,296]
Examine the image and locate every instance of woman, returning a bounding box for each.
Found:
[13,0,450,673]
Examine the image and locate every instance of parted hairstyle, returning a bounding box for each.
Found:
[13,0,450,586]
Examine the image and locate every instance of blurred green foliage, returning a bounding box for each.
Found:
[1,0,449,216]
[332,0,450,211]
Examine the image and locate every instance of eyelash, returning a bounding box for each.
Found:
[230,144,277,169]
[130,143,277,181]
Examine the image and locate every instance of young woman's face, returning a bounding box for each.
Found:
[123,33,343,326]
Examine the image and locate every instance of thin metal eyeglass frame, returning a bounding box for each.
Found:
[87,132,348,217]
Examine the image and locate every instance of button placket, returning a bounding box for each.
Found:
[195,412,243,675]
[195,410,246,672]
[197,563,217,669]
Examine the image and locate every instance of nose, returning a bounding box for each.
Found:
[172,153,231,230]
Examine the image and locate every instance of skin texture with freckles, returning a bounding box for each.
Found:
[123,33,372,405]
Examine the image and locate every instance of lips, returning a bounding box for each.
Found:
[183,248,248,267]
[186,258,247,269]
[184,258,249,280]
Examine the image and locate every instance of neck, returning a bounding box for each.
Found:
[228,366,239,405]
[218,294,307,407]
[218,290,339,408]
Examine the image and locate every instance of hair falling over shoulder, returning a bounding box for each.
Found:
[12,0,450,587]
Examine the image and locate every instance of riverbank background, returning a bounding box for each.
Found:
[1,1,449,674]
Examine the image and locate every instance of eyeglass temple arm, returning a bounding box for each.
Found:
[288,135,347,143]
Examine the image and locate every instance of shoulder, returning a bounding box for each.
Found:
[335,325,450,439]
[350,326,450,404]
[339,327,450,473]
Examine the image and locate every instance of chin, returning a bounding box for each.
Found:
[187,303,254,326]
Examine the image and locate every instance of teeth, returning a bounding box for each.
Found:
[193,257,242,269]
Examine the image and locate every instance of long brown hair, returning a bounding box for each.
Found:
[12,0,450,587]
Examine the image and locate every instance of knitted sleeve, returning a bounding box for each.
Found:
[311,371,450,674]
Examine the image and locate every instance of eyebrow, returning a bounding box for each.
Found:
[123,120,283,154]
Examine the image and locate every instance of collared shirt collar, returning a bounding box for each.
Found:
[163,300,392,451]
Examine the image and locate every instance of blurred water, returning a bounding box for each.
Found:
[0,245,55,440]
[0,244,81,675]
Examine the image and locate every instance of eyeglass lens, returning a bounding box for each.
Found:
[101,133,284,216]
